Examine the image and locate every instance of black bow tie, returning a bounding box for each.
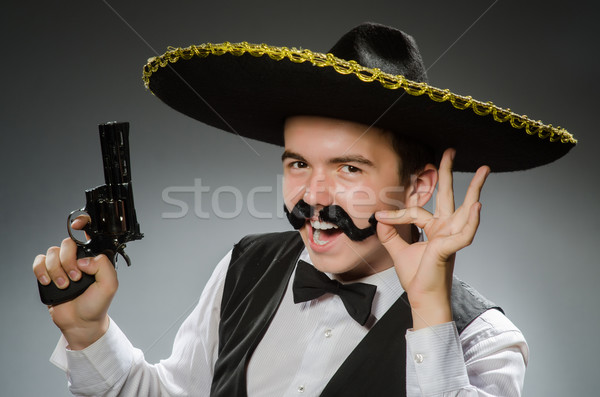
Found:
[292,260,377,326]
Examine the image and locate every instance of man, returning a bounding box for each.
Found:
[33,23,575,396]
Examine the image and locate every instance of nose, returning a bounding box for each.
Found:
[303,171,334,208]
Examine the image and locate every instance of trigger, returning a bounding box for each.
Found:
[117,245,132,267]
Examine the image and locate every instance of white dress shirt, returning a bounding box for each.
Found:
[51,249,528,396]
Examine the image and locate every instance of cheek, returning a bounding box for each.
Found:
[282,174,306,208]
[335,181,407,221]
[378,185,408,211]
[336,184,378,222]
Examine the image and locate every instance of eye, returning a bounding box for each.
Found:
[340,164,361,174]
[289,161,308,169]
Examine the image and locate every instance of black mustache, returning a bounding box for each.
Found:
[284,199,378,242]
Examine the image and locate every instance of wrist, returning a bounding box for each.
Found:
[410,295,452,330]
[62,316,110,350]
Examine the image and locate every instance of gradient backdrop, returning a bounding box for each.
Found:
[1,1,598,395]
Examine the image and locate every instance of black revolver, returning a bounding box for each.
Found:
[38,122,144,305]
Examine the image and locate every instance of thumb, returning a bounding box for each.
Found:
[376,221,409,253]
[77,255,119,299]
[376,221,420,289]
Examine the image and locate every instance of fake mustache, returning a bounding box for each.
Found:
[284,199,378,242]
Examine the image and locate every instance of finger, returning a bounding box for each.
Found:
[435,148,456,217]
[45,246,70,289]
[70,215,91,230]
[59,238,82,282]
[32,254,51,285]
[462,165,490,208]
[70,215,92,241]
[442,202,482,256]
[376,207,433,230]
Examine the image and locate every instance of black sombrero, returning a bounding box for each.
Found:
[142,22,576,172]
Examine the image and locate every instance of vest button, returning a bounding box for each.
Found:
[297,385,305,393]
[414,353,425,364]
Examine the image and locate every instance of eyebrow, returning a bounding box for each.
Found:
[281,150,375,168]
[281,150,307,163]
[329,155,375,167]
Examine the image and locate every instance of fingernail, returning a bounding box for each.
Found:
[69,270,80,281]
[77,258,90,267]
[375,211,389,218]
[40,275,50,285]
[376,210,396,218]
[57,277,67,287]
[376,210,403,218]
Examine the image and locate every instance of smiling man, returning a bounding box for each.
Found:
[34,23,575,396]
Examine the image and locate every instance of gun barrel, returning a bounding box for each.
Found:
[87,121,143,242]
[99,121,131,187]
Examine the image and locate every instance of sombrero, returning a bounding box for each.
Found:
[142,22,576,172]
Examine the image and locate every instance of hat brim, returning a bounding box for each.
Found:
[143,43,576,172]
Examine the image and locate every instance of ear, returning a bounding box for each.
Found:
[405,164,438,208]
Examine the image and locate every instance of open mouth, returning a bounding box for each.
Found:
[285,200,377,242]
[309,219,344,246]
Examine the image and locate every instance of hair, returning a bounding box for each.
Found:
[383,130,435,185]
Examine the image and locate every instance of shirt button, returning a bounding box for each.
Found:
[414,353,424,364]
[324,329,332,338]
[297,385,305,393]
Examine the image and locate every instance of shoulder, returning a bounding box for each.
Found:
[220,231,304,318]
[451,276,503,334]
[463,309,525,341]
[223,230,303,296]
[460,308,529,365]
[450,278,528,362]
[233,230,300,249]
[231,231,302,262]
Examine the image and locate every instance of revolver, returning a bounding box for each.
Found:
[38,121,144,305]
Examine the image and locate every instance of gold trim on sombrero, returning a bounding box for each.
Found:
[142,42,577,145]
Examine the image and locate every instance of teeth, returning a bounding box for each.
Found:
[311,220,339,246]
[310,220,339,230]
[313,229,327,245]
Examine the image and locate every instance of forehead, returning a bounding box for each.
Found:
[283,116,396,158]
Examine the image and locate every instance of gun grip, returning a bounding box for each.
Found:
[37,245,99,306]
[38,273,96,306]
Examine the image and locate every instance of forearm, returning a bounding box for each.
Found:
[52,319,172,397]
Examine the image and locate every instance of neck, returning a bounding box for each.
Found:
[335,245,395,282]
[335,224,414,282]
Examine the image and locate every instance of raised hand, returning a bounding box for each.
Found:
[375,149,490,329]
[32,216,117,349]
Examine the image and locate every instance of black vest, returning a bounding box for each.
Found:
[210,231,501,396]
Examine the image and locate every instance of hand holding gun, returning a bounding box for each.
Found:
[37,122,143,306]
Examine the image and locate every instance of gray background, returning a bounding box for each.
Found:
[1,1,598,395]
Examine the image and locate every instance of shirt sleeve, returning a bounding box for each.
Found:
[405,309,529,397]
[49,250,232,397]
